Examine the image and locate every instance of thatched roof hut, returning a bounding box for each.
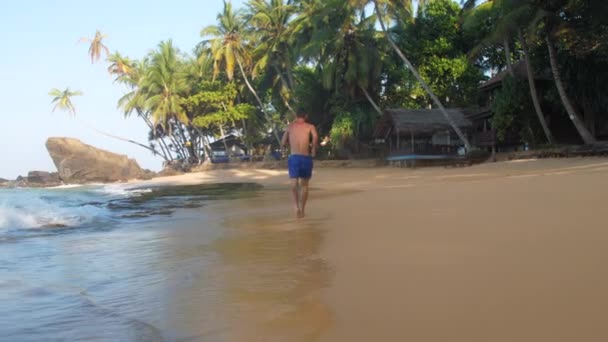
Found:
[374,108,472,138]
[209,134,248,152]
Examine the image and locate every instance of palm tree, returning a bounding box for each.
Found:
[49,88,83,116]
[202,1,281,145]
[545,33,596,145]
[312,0,384,115]
[144,40,189,130]
[115,57,176,162]
[79,30,110,64]
[467,0,596,145]
[372,0,473,149]
[247,0,298,114]
[463,0,554,144]
[536,0,596,145]
[107,52,134,82]
[289,0,323,62]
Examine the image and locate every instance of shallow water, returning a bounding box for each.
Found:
[0,184,331,341]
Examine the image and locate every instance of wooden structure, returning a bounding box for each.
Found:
[210,134,248,154]
[209,134,250,163]
[374,108,473,167]
[468,60,552,150]
[374,108,472,152]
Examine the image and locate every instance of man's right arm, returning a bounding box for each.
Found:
[281,127,289,149]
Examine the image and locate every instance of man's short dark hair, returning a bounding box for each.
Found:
[296,111,307,118]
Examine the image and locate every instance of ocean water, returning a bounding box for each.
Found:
[0,183,331,341]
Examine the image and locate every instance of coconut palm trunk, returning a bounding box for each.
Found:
[281,54,297,91]
[272,64,297,116]
[361,86,383,116]
[236,58,281,146]
[518,29,553,144]
[137,109,173,160]
[373,1,472,150]
[79,119,167,160]
[504,37,514,76]
[545,35,596,145]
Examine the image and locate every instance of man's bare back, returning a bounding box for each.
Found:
[282,118,318,157]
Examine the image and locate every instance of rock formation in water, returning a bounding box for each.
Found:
[23,171,62,187]
[46,137,153,183]
[1,171,62,188]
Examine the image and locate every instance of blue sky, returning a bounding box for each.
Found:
[0,0,245,179]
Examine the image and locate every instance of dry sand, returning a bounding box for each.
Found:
[135,157,608,341]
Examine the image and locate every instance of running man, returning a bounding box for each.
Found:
[281,111,318,218]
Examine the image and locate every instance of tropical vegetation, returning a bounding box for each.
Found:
[49,0,607,167]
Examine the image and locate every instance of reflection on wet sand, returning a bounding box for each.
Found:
[213,211,333,341]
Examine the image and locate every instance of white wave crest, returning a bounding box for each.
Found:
[94,184,152,197]
[0,189,108,230]
[0,206,84,229]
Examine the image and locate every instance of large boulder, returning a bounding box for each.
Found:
[46,137,148,183]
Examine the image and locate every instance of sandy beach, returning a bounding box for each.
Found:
[126,157,608,341]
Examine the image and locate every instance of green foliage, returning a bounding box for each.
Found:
[329,110,356,149]
[491,76,521,141]
[418,55,483,106]
[387,0,485,108]
[188,82,254,130]
[490,75,542,144]
[293,66,332,129]
[328,105,376,150]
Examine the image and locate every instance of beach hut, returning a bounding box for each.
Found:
[373,108,473,166]
[374,108,472,152]
[209,134,249,162]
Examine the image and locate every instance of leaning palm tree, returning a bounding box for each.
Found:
[48,87,160,155]
[463,0,554,144]
[466,0,596,145]
[49,88,83,116]
[202,1,281,145]
[79,30,110,64]
[371,0,473,149]
[538,1,596,145]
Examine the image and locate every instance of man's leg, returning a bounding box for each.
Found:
[291,178,301,217]
[299,178,309,218]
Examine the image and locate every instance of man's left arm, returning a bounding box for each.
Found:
[310,125,319,157]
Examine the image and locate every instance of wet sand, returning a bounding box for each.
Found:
[136,158,608,341]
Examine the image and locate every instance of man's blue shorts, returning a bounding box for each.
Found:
[288,155,313,179]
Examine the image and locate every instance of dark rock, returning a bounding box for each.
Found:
[26,171,62,187]
[45,137,147,183]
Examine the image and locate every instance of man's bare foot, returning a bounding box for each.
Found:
[298,209,305,219]
[295,207,302,218]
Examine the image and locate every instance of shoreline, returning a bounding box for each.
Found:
[4,157,608,340]
[5,144,608,189]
